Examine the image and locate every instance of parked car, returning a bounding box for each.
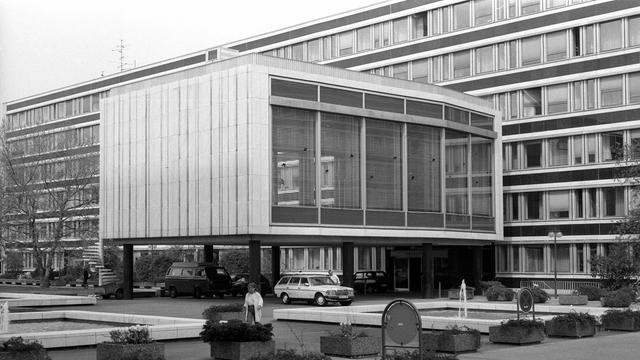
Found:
[164,262,232,298]
[353,270,389,294]
[274,274,354,306]
[230,273,272,296]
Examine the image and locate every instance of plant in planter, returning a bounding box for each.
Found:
[530,287,549,303]
[447,287,475,300]
[248,349,331,360]
[422,325,481,354]
[479,280,504,294]
[320,322,380,358]
[545,312,596,338]
[383,350,457,360]
[600,288,634,307]
[97,326,165,360]
[577,285,606,301]
[485,285,514,301]
[489,319,545,345]
[558,290,589,305]
[601,309,640,331]
[202,303,245,322]
[201,319,275,360]
[0,337,51,360]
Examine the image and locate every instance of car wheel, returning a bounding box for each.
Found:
[169,287,178,298]
[314,293,327,306]
[115,288,123,300]
[281,293,291,304]
[340,301,352,306]
[194,288,201,299]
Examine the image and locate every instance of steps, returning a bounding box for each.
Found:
[82,244,118,286]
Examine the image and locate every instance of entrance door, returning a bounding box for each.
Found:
[394,258,409,291]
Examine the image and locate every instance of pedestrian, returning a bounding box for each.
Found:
[244,282,263,324]
[328,269,340,285]
[83,266,90,288]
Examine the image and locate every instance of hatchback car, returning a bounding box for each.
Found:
[274,275,354,306]
[230,273,272,297]
[353,270,389,294]
[164,262,232,298]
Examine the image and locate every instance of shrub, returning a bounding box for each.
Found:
[329,322,368,339]
[0,337,50,359]
[578,285,605,301]
[383,350,457,360]
[202,303,245,320]
[478,281,504,291]
[530,287,549,303]
[441,325,480,337]
[601,288,634,307]
[485,285,514,301]
[200,320,273,343]
[249,349,331,360]
[550,312,596,327]
[601,309,640,324]
[499,319,545,331]
[109,326,154,344]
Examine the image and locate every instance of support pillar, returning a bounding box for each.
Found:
[123,244,134,300]
[271,246,281,287]
[204,245,214,263]
[472,247,483,295]
[422,243,434,298]
[249,240,261,292]
[342,242,354,288]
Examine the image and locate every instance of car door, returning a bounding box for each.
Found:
[298,277,313,300]
[287,277,301,299]
[181,267,195,294]
[275,276,291,297]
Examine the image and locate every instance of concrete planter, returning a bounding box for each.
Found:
[447,287,475,300]
[209,340,275,360]
[320,336,380,358]
[96,342,165,360]
[545,319,595,338]
[489,325,544,345]
[421,332,480,353]
[205,311,244,323]
[602,317,640,331]
[0,351,49,360]
[558,295,588,306]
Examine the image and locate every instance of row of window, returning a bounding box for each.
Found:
[280,246,386,272]
[27,186,99,215]
[5,93,101,131]
[9,125,100,158]
[503,129,639,171]
[504,186,628,221]
[272,106,493,217]
[496,242,603,274]
[8,219,99,243]
[12,155,99,184]
[263,0,593,62]
[369,16,640,83]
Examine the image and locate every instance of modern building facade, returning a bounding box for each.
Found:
[3,0,637,289]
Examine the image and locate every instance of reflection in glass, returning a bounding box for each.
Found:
[472,136,493,216]
[408,124,441,212]
[445,130,468,215]
[366,119,402,210]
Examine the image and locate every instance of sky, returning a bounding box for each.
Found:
[0,0,383,107]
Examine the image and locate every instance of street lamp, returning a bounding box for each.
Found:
[548,231,562,298]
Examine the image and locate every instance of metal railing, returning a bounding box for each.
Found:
[519,279,600,294]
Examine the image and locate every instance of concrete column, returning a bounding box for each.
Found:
[422,243,434,298]
[123,244,134,300]
[249,240,261,291]
[342,242,354,288]
[472,247,483,294]
[204,245,214,263]
[271,246,281,287]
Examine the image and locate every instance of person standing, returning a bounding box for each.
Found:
[328,269,340,285]
[244,282,263,324]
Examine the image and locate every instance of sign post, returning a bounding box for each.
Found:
[381,299,422,359]
[517,288,536,320]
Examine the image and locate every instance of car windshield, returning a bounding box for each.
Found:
[308,276,335,286]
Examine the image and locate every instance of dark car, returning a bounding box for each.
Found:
[230,273,272,297]
[164,262,232,298]
[353,270,389,294]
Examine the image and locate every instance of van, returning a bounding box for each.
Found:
[164,262,232,298]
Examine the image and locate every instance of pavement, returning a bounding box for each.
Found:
[1,285,639,360]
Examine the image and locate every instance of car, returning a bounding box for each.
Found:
[274,274,354,306]
[230,273,272,297]
[164,262,232,298]
[353,270,389,294]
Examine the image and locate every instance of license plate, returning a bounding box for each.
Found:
[339,295,348,299]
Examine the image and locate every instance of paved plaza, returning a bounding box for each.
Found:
[0,285,634,360]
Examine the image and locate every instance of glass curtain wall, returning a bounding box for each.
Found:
[445,130,469,228]
[366,119,403,210]
[471,136,493,229]
[407,124,441,212]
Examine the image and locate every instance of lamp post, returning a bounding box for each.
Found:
[548,231,562,298]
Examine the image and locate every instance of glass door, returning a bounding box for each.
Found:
[394,258,409,291]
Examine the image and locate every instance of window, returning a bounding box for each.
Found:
[521,0,540,15]
[474,0,492,25]
[412,59,429,83]
[453,2,470,30]
[411,12,428,39]
[548,191,570,218]
[497,246,508,272]
[522,88,542,116]
[576,244,585,272]
[509,41,518,69]
[555,245,570,272]
[585,79,596,109]
[408,124,441,212]
[546,31,567,61]
[323,37,332,60]
[431,9,442,36]
[445,130,469,215]
[366,119,402,210]
[339,31,354,56]
[572,82,582,111]
[393,17,408,44]
[630,72,640,103]
[547,84,568,114]
[630,16,640,47]
[546,0,566,9]
[392,63,409,80]
[586,134,596,163]
[525,246,544,272]
[509,92,518,118]
[584,25,595,55]
[291,43,304,60]
[600,75,623,107]
[601,131,623,161]
[504,193,520,220]
[572,135,583,164]
[630,129,640,159]
[357,27,371,52]
[497,43,507,70]
[453,51,470,78]
[475,45,494,74]
[548,137,568,166]
[307,39,321,62]
[521,36,541,66]
[586,188,597,217]
[603,187,624,217]
[525,192,542,219]
[600,20,622,51]
[574,189,584,218]
[471,136,493,217]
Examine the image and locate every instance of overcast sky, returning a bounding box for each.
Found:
[0,0,382,107]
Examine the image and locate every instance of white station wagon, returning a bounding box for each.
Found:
[274,275,354,306]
